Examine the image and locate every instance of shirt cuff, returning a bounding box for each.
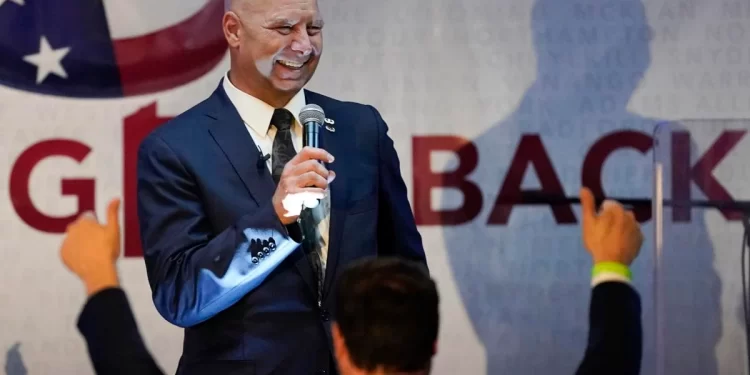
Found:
[591,262,631,287]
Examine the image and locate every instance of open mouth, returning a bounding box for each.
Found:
[276,59,305,69]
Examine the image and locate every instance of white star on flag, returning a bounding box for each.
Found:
[0,0,24,7]
[23,36,71,84]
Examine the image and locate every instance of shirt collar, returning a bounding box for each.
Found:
[222,71,307,135]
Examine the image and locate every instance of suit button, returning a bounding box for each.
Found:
[320,309,330,321]
[316,371,327,375]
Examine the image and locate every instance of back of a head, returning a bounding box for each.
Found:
[335,257,439,374]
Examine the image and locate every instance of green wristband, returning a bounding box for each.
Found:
[592,262,631,280]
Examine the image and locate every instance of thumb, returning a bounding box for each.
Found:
[579,187,596,227]
[106,198,121,231]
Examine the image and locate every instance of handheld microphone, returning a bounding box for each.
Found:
[299,104,326,209]
[300,104,325,149]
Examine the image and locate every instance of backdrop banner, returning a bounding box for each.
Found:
[1,0,748,374]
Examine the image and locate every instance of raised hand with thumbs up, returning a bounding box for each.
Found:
[60,198,122,296]
[59,198,165,374]
[579,187,643,267]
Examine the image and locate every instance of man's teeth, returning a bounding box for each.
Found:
[278,60,304,68]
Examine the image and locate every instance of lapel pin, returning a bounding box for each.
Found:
[324,118,335,132]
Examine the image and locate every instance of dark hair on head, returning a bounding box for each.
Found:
[335,257,439,373]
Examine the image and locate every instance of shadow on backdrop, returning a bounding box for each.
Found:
[442,0,720,374]
[5,343,26,375]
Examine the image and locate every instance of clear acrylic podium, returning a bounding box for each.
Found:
[653,119,750,375]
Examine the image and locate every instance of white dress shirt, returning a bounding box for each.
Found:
[222,72,331,271]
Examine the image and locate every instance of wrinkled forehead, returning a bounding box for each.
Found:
[237,0,322,23]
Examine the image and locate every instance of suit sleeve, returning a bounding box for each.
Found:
[575,281,642,375]
[137,134,301,328]
[77,288,164,375]
[369,106,428,268]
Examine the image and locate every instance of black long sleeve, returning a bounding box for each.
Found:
[576,281,642,375]
[77,288,164,375]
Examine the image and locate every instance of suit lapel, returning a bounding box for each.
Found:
[206,85,344,302]
[207,83,318,298]
[207,82,317,295]
[206,84,276,205]
[306,91,349,299]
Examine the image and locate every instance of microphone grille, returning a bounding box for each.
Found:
[299,104,326,125]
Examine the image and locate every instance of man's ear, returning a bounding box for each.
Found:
[222,12,241,48]
[332,323,348,362]
[332,322,343,349]
[332,323,351,373]
[433,340,438,355]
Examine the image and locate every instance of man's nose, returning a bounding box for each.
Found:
[291,31,313,56]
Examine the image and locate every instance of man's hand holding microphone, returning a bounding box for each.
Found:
[272,147,335,224]
[273,104,335,224]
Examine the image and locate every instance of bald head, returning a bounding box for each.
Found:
[225,0,256,20]
[225,0,253,13]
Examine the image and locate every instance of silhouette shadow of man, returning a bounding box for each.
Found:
[442,0,720,374]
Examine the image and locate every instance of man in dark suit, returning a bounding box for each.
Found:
[135,0,426,373]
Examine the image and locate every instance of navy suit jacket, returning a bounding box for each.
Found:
[136,82,427,375]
